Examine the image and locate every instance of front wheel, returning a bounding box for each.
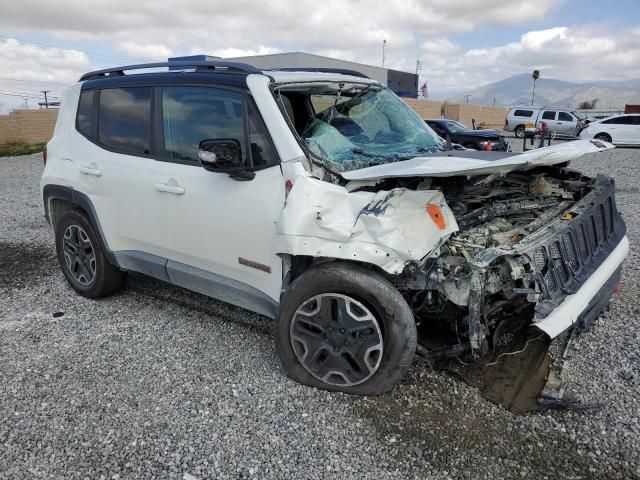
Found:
[594,132,612,143]
[275,262,416,395]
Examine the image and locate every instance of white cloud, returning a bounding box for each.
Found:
[0,39,90,112]
[0,0,638,110]
[117,42,174,61]
[419,26,640,95]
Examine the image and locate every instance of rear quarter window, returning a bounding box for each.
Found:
[76,90,96,138]
[513,109,534,117]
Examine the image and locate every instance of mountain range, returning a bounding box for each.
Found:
[450,73,640,109]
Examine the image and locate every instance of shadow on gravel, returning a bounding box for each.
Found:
[125,273,273,336]
[0,241,55,290]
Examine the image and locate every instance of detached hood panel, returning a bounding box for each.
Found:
[341,140,614,181]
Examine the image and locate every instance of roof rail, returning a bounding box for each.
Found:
[79,60,262,81]
[268,67,370,79]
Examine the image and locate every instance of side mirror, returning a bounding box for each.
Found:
[198,139,255,181]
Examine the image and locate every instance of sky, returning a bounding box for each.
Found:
[0,0,639,111]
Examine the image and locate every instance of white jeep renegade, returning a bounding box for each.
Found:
[42,60,628,395]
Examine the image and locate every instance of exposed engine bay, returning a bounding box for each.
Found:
[352,165,625,365]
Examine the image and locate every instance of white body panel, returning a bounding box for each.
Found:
[579,115,640,145]
[276,176,458,274]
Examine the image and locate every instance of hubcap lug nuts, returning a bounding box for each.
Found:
[344,340,349,346]
[339,328,345,334]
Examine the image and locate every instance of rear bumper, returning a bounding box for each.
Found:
[533,235,629,338]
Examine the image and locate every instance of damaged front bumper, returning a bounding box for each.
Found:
[532,236,627,337]
[465,174,627,354]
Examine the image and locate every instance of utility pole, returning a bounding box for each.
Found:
[41,90,50,109]
[464,94,471,104]
[492,97,496,107]
[415,59,423,75]
[382,39,386,68]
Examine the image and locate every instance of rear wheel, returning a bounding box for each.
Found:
[55,210,127,298]
[514,125,525,138]
[275,262,416,395]
[594,132,612,143]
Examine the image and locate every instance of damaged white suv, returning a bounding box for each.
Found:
[41,60,628,395]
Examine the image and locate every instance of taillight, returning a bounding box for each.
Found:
[43,145,47,165]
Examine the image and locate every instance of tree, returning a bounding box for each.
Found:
[578,98,599,109]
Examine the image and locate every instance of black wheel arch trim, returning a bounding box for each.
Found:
[42,184,118,266]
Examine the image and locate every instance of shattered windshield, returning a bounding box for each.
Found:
[291,84,442,173]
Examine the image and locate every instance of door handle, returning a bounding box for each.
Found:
[79,163,102,177]
[154,180,185,195]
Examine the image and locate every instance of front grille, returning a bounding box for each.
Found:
[527,185,622,299]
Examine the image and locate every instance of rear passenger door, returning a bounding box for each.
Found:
[71,85,157,254]
[539,110,557,132]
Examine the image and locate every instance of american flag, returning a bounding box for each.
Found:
[419,81,429,99]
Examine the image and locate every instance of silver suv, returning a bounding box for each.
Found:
[505,107,586,138]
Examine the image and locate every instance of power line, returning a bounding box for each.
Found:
[0,88,59,99]
[0,91,48,99]
[0,35,130,64]
[0,76,69,86]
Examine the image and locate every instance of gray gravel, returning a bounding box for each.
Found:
[1,147,639,479]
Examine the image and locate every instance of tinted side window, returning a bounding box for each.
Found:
[558,112,574,122]
[162,86,247,164]
[76,90,95,138]
[98,87,151,155]
[603,116,632,125]
[541,111,556,120]
[513,110,533,117]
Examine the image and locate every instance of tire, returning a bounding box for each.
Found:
[275,262,416,395]
[514,125,525,138]
[55,209,127,298]
[594,132,612,143]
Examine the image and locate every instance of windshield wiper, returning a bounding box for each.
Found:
[351,148,379,158]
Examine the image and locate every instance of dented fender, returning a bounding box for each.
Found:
[275,176,458,274]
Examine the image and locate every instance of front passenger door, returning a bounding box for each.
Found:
[121,85,285,307]
[557,111,577,137]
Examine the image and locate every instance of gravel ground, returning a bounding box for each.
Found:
[1,146,639,479]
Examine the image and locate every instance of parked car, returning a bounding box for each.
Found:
[579,114,640,145]
[505,107,585,138]
[426,119,510,151]
[41,60,628,396]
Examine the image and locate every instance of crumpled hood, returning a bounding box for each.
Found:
[342,139,614,181]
